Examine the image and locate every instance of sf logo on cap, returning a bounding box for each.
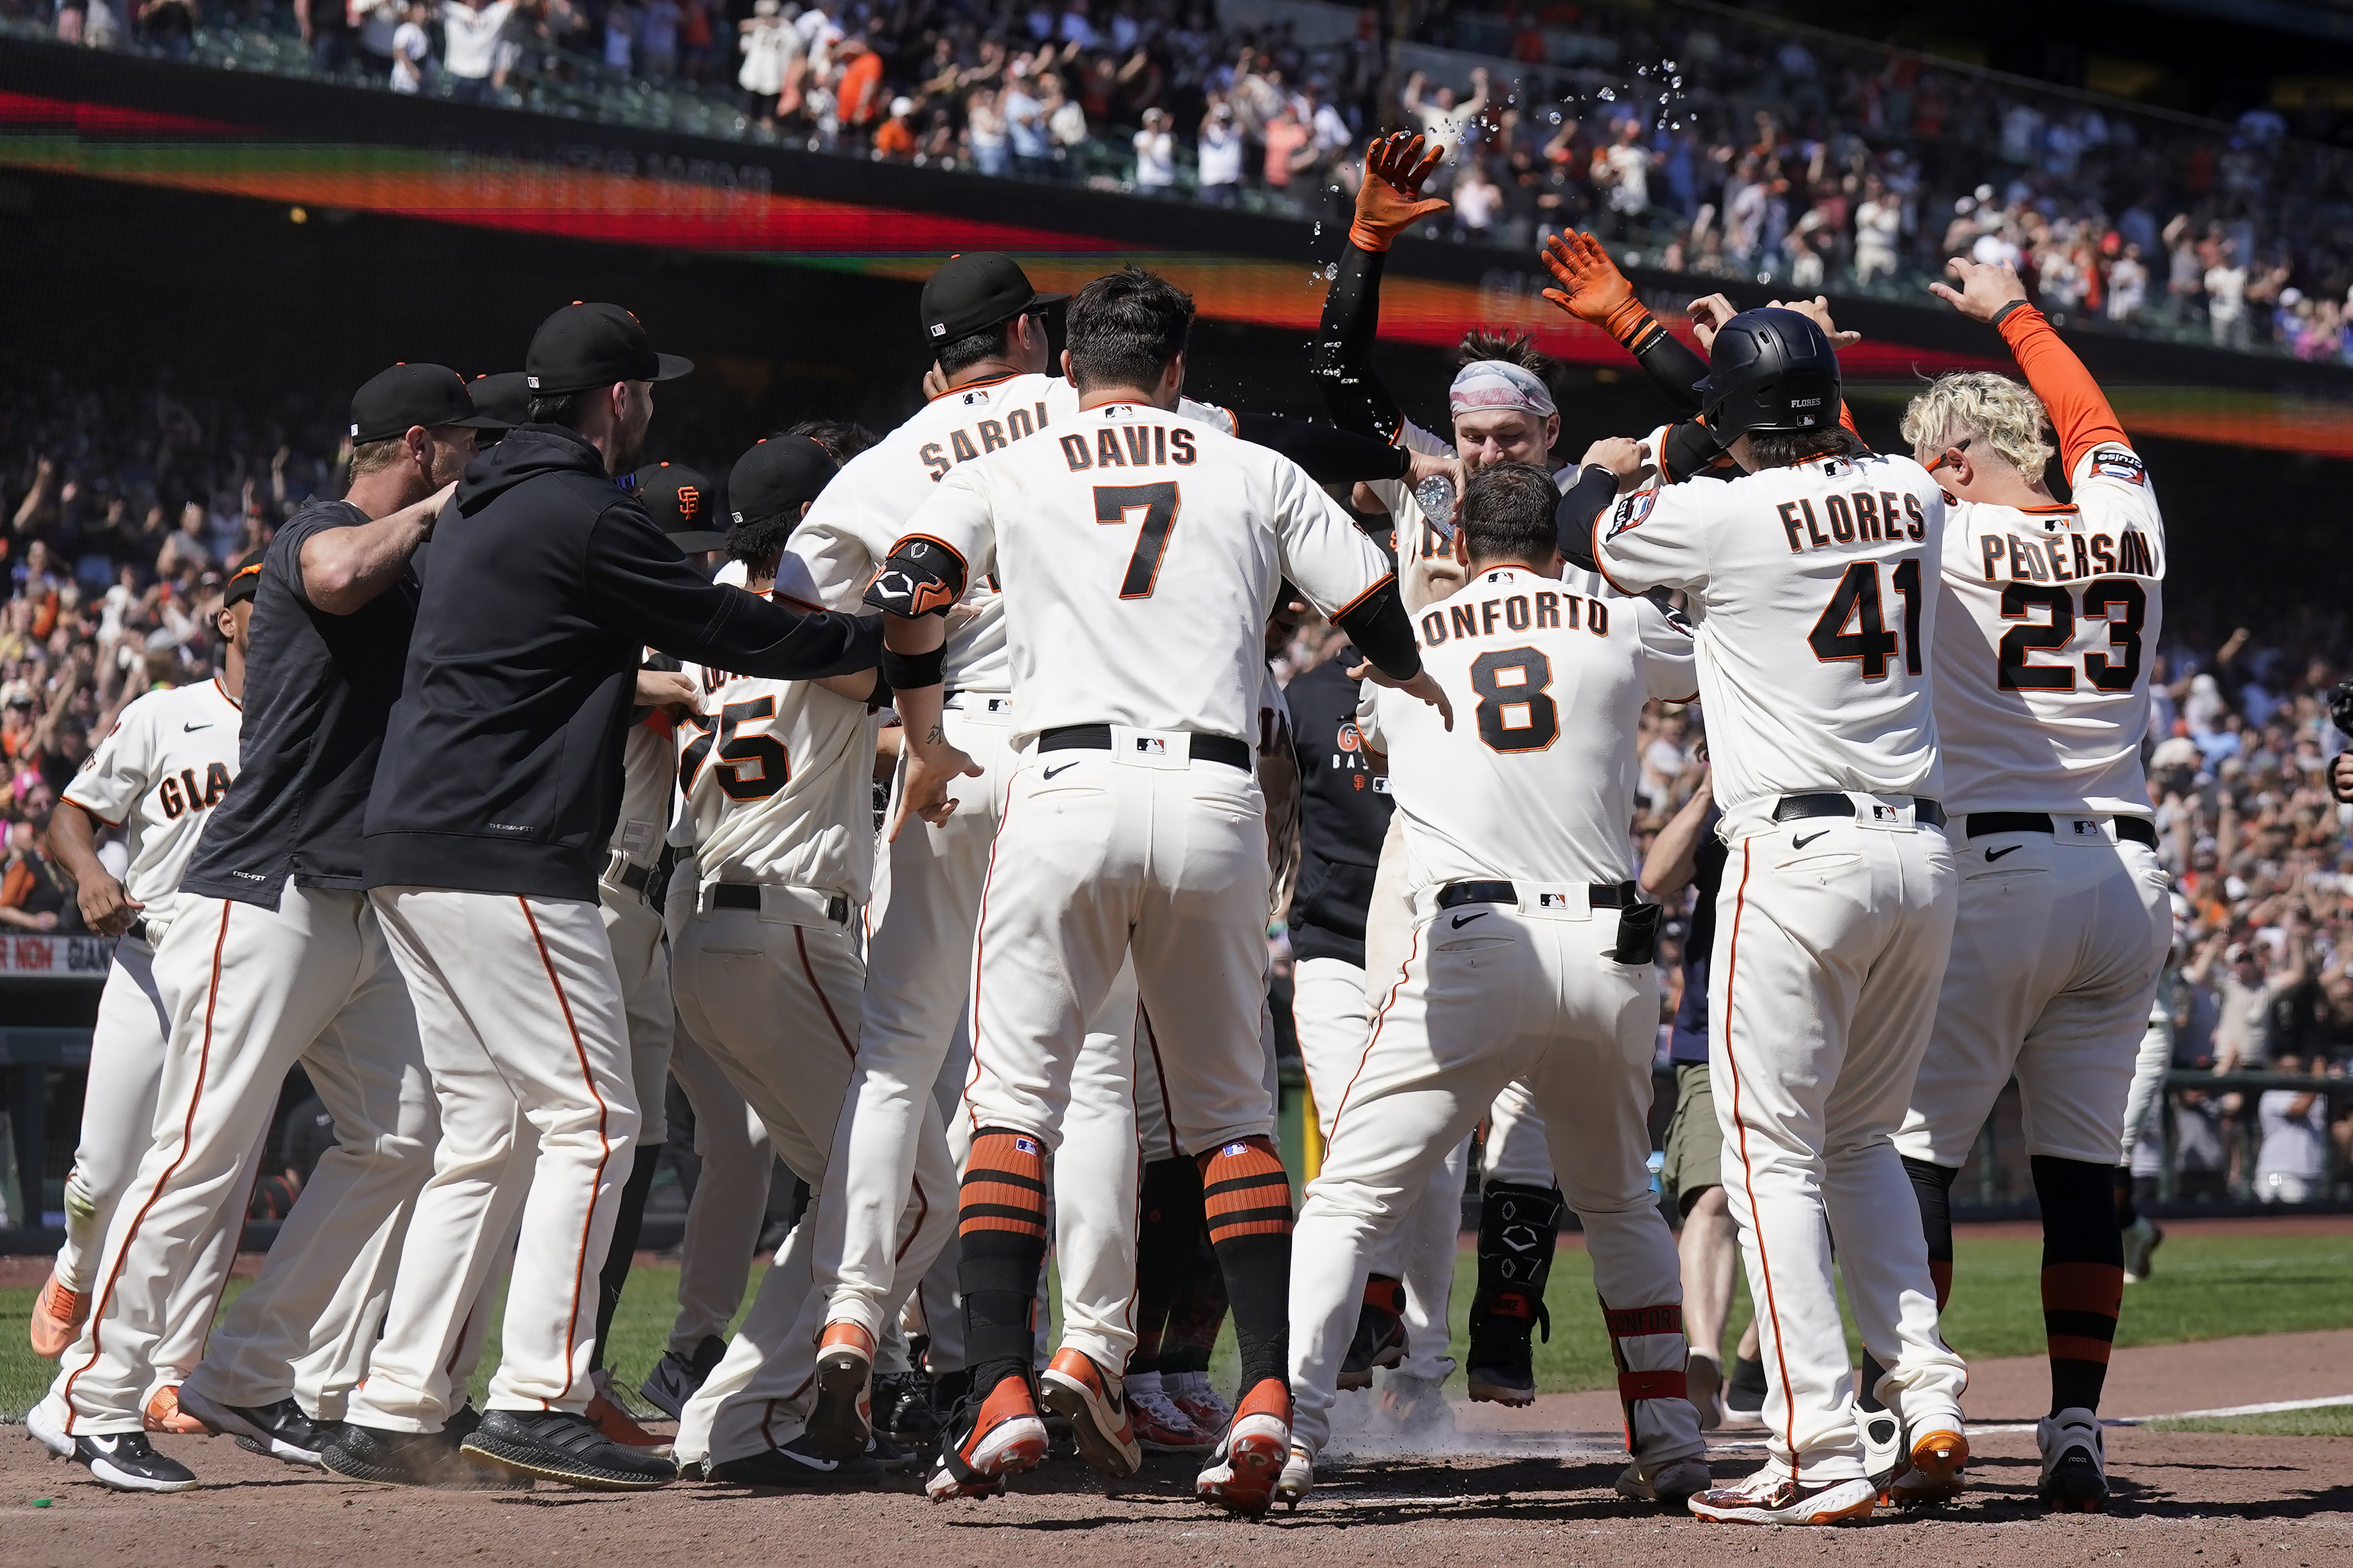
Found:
[676,486,701,519]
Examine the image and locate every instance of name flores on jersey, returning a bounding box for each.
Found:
[920,401,1053,481]
[1419,588,1608,646]
[1775,490,1928,552]
[1977,527,2155,584]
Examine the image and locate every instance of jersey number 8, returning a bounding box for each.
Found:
[1470,647,1560,753]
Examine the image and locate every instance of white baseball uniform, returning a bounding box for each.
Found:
[597,702,680,1147]
[896,399,1389,1156]
[1596,443,1966,1482]
[1895,346,2171,1172]
[1290,565,1703,1462]
[53,679,260,1402]
[662,1025,772,1356]
[785,373,1236,1348]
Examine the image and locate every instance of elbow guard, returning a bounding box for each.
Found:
[1331,577,1420,683]
[1553,466,1619,573]
[1630,323,1710,413]
[1659,419,1728,484]
[862,536,966,618]
[880,644,943,692]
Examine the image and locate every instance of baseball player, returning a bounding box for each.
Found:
[28,365,492,1494]
[867,265,1441,1515]
[1559,308,1967,1526]
[31,562,257,1437]
[1886,259,2170,1511]
[326,304,876,1491]
[1286,462,1707,1510]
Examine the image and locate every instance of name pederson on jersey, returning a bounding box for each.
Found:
[670,557,882,905]
[889,400,1394,750]
[1596,445,1947,813]
[62,678,243,938]
[1931,307,2166,818]
[786,373,1235,695]
[1363,565,1696,890]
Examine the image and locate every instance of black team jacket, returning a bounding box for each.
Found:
[363,424,880,902]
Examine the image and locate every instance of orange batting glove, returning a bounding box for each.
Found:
[1540,230,1664,349]
[1350,131,1450,252]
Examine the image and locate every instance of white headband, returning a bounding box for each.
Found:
[1448,360,1557,420]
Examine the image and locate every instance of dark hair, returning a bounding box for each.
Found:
[1743,424,1869,470]
[1065,266,1193,393]
[527,390,586,426]
[786,418,882,463]
[1459,461,1560,570]
[935,320,1016,379]
[1456,330,1555,384]
[726,511,799,569]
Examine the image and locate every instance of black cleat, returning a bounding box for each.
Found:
[874,1370,943,1447]
[640,1335,728,1421]
[1337,1275,1408,1392]
[174,1388,336,1469]
[707,1432,884,1487]
[27,1402,198,1493]
[461,1408,678,1490]
[320,1421,527,1490]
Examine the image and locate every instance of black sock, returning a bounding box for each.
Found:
[1128,1156,1200,1376]
[959,1128,1050,1397]
[1198,1136,1291,1392]
[2113,1165,2139,1229]
[1163,1192,1232,1375]
[2033,1154,2123,1416]
[592,1143,663,1372]
[1728,1353,1768,1405]
[1902,1154,1960,1311]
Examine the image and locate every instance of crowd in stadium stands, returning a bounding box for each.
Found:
[1,367,2349,1207]
[26,0,2353,360]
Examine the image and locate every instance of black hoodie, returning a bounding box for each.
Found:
[363,424,881,901]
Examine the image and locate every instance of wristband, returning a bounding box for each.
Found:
[1990,299,2034,329]
[880,644,944,691]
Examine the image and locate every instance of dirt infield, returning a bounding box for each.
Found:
[9,1329,2350,1568]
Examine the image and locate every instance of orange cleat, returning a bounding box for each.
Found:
[809,1321,876,1461]
[584,1389,669,1448]
[1038,1348,1140,1478]
[144,1385,209,1435]
[925,1373,1047,1500]
[1195,1377,1291,1516]
[30,1270,88,1360]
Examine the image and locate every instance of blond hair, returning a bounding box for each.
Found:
[1899,371,2055,480]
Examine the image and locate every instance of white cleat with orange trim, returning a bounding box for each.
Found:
[1687,1465,1876,1526]
[925,1373,1048,1500]
[1195,1378,1292,1517]
[809,1321,875,1461]
[1038,1348,1141,1478]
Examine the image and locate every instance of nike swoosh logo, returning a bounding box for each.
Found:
[1792,830,1829,848]
[1985,844,2024,861]
[1043,762,1080,780]
[183,722,212,731]
[1451,911,1489,928]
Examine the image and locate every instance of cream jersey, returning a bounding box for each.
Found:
[62,678,243,937]
[1932,440,2165,816]
[1363,566,1696,890]
[1596,443,1947,812]
[606,657,679,870]
[786,373,1235,694]
[673,561,880,903]
[892,399,1395,751]
[1366,415,1581,615]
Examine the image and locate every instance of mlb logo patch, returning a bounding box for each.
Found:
[1870,803,1896,821]
[1134,737,1168,756]
[1538,892,1569,909]
[1220,1141,1251,1157]
[1013,1137,1041,1155]
[2070,819,2099,837]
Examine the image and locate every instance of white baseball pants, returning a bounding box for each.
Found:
[1712,799,1965,1481]
[47,886,436,1435]
[1292,898,1694,1464]
[815,696,1017,1340]
[55,935,262,1399]
[348,889,637,1428]
[600,886,674,1146]
[1895,828,2170,1168]
[665,1026,771,1354]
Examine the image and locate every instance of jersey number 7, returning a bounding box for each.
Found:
[1808,559,1922,679]
[1095,482,1181,599]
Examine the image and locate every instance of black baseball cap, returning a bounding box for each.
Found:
[348,363,504,444]
[466,371,533,430]
[632,462,726,552]
[920,253,1064,345]
[525,302,694,396]
[222,556,263,607]
[727,435,837,530]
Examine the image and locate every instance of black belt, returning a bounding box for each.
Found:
[1435,879,1638,911]
[709,883,852,924]
[126,918,149,943]
[1773,792,1947,828]
[1038,723,1251,771]
[1966,811,2158,849]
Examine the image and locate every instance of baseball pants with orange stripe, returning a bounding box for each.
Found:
[667,895,956,1470]
[1289,896,1697,1464]
[345,888,638,1429]
[1710,800,1966,1481]
[42,886,437,1436]
[54,934,266,1405]
[663,1026,772,1355]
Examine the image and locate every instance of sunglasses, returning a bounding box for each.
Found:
[1923,437,1973,475]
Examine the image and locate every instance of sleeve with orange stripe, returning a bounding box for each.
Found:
[1998,303,2131,472]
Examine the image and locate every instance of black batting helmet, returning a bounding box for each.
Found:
[1696,307,1842,438]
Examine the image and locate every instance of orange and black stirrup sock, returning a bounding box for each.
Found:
[1130,1155,1200,1375]
[1198,1134,1293,1391]
[2033,1154,2124,1416]
[959,1127,1050,1394]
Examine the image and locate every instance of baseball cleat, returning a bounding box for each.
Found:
[1902,1424,1969,1503]
[1337,1277,1408,1392]
[1167,1370,1233,1437]
[1374,1369,1455,1439]
[707,1432,884,1488]
[1274,1442,1315,1510]
[1194,1377,1291,1517]
[1721,1355,1768,1426]
[1687,1466,1875,1525]
[584,1388,669,1448]
[144,1385,208,1435]
[874,1370,943,1448]
[1616,1454,1711,1510]
[27,1402,199,1494]
[809,1321,876,1461]
[174,1388,333,1469]
[2037,1407,2107,1512]
[926,1373,1048,1500]
[639,1334,727,1421]
[1038,1348,1142,1478]
[461,1408,679,1490]
[1130,1379,1212,1455]
[1465,1295,1541,1407]
[1686,1351,1724,1432]
[320,1421,527,1490]
[29,1269,88,1360]
[1857,1405,1903,1497]
[2121,1217,2164,1284]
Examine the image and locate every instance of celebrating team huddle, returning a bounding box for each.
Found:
[22,132,2167,1531]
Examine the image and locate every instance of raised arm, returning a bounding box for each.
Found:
[1932,257,2130,472]
[1540,231,1711,409]
[1309,133,1450,444]
[301,484,455,615]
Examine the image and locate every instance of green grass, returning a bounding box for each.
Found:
[2151,1403,2353,1437]
[5,1230,2349,1420]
